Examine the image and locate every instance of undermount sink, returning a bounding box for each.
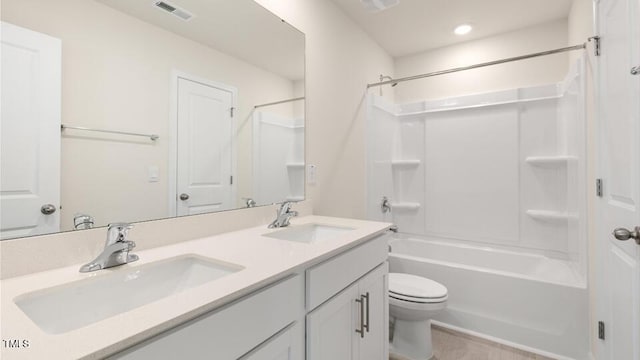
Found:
[15,255,244,334]
[263,223,354,243]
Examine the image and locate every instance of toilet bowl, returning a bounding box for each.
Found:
[389,273,448,360]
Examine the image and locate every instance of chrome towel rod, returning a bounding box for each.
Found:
[254,97,305,109]
[61,124,159,141]
[367,43,587,88]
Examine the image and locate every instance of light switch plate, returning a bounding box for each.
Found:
[148,165,159,182]
[307,164,317,185]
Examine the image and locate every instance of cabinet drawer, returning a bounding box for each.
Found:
[306,234,388,310]
[110,274,304,360]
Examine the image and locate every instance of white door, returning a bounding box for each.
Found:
[0,22,61,239]
[175,76,235,216]
[595,0,640,358]
[307,283,360,360]
[239,322,304,360]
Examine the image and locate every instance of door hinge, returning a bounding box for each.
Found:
[230,107,235,118]
[588,36,601,56]
[598,321,605,340]
[596,178,603,197]
[230,175,233,185]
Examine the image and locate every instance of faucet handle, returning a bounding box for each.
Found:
[106,223,134,245]
[279,201,293,212]
[107,222,134,231]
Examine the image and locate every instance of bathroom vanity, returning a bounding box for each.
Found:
[0,216,391,360]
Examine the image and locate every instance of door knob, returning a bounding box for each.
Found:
[631,66,639,75]
[41,204,57,215]
[613,227,640,245]
[179,193,190,201]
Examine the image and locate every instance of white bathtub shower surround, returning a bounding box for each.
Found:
[367,58,588,359]
[252,111,305,204]
[389,236,588,359]
[367,57,587,265]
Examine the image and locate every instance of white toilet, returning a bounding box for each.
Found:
[389,273,448,360]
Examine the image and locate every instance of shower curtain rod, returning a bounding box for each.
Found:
[367,43,587,88]
[254,97,305,109]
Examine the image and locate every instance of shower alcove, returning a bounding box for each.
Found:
[368,59,588,359]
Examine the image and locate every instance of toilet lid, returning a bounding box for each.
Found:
[389,273,447,299]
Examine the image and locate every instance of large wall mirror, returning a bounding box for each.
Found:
[0,0,305,240]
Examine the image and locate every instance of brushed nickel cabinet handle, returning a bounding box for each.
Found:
[355,296,365,338]
[363,292,370,333]
[361,291,370,332]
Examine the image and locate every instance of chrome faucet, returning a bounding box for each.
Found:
[268,202,298,228]
[79,223,139,273]
[73,213,95,230]
[243,197,257,208]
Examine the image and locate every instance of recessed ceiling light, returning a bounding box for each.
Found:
[454,24,473,35]
[360,0,400,13]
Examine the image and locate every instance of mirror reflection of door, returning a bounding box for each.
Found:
[174,75,236,216]
[0,22,61,239]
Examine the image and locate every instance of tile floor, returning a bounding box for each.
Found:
[390,325,555,360]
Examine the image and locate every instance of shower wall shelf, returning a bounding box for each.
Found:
[526,210,576,222]
[525,156,577,167]
[391,202,421,210]
[395,94,561,118]
[391,159,421,167]
[286,163,305,168]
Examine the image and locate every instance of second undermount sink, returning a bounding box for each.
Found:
[15,255,243,334]
[263,223,354,243]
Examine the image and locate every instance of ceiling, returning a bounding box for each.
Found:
[330,0,574,57]
[96,0,305,81]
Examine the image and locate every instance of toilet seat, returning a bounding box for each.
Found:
[390,292,447,303]
[389,294,448,313]
[389,273,448,304]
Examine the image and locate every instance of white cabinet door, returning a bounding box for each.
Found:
[0,22,61,239]
[307,282,360,360]
[595,0,640,359]
[307,263,389,360]
[110,276,303,360]
[240,322,304,360]
[358,264,389,360]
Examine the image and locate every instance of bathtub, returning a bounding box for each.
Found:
[388,236,589,360]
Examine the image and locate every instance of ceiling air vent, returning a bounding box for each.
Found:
[360,0,400,13]
[153,1,194,21]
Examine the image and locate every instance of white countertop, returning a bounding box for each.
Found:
[0,216,391,360]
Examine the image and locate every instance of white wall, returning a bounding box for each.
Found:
[2,0,296,231]
[254,0,395,219]
[394,19,570,103]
